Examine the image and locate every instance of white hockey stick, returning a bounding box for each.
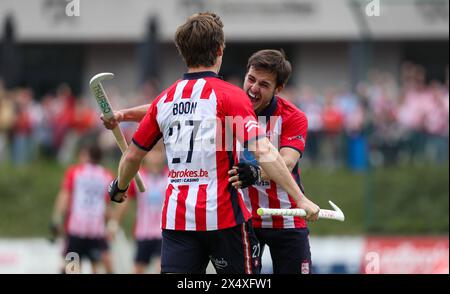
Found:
[89,72,146,192]
[257,200,345,222]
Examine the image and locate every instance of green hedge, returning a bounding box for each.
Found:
[0,160,136,238]
[367,165,449,234]
[301,164,449,235]
[0,161,448,237]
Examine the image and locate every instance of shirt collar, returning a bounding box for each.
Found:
[257,96,278,119]
[183,71,221,80]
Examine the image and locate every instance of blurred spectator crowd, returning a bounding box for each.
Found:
[0,79,156,167]
[0,62,448,170]
[284,62,449,170]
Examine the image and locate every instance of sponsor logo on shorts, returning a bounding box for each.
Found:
[210,256,228,270]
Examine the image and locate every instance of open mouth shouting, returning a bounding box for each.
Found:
[247,91,261,104]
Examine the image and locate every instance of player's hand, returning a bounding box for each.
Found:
[228,163,261,189]
[108,179,129,203]
[228,167,242,188]
[296,197,320,222]
[100,111,124,130]
[49,222,61,243]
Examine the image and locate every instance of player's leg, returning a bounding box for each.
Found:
[87,238,112,274]
[91,260,99,274]
[253,228,267,273]
[134,263,148,274]
[62,235,84,274]
[60,236,71,274]
[161,229,210,274]
[266,228,312,274]
[149,256,162,274]
[209,220,260,274]
[100,238,114,274]
[134,239,152,274]
[101,251,114,274]
[148,239,162,274]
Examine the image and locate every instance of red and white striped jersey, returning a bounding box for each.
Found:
[63,163,113,238]
[240,96,309,229]
[133,71,264,231]
[128,169,168,240]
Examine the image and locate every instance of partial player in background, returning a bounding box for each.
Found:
[108,142,167,274]
[51,144,114,274]
[228,50,313,274]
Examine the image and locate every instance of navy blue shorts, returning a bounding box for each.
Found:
[135,239,162,264]
[255,228,312,274]
[161,221,260,274]
[63,235,109,263]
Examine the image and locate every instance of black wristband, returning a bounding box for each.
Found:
[108,178,129,203]
[117,182,129,193]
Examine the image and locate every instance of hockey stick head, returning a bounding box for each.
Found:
[89,72,115,118]
[89,72,114,85]
[326,200,345,222]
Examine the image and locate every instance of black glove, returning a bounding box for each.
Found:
[236,162,261,188]
[49,222,60,243]
[108,178,129,203]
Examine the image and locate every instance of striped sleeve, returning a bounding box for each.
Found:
[280,110,308,155]
[132,100,162,151]
[222,91,265,145]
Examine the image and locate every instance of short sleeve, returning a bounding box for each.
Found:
[132,102,162,151]
[222,91,265,145]
[62,167,75,192]
[280,111,308,156]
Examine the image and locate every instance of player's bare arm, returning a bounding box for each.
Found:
[243,137,319,221]
[50,188,69,238]
[110,143,148,202]
[278,147,301,172]
[101,104,150,130]
[262,147,300,180]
